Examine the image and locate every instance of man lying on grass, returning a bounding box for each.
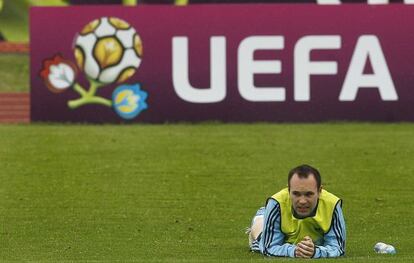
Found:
[247,164,346,258]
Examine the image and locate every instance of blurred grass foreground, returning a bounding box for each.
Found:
[0,123,413,262]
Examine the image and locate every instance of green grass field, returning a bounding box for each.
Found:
[0,123,413,262]
[0,53,29,92]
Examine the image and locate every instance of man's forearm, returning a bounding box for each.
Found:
[313,245,344,258]
[262,243,297,258]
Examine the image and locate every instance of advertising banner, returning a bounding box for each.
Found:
[31,5,414,122]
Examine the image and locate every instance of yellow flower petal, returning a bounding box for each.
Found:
[115,90,133,104]
[119,105,136,114]
[94,37,123,69]
[80,19,100,35]
[109,17,130,30]
[117,68,136,83]
[74,47,84,70]
[134,35,143,58]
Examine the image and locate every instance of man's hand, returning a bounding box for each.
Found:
[295,236,315,258]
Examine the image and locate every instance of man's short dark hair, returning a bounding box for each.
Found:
[288,164,321,190]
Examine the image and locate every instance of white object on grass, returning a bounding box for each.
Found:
[374,242,396,254]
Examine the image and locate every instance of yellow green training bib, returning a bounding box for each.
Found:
[270,188,341,245]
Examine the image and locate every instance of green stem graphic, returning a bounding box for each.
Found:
[68,80,112,109]
[73,83,87,96]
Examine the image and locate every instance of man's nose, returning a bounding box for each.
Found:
[298,198,307,204]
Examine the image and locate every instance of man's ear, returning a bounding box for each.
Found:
[319,185,323,193]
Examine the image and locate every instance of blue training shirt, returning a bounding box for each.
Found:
[250,198,346,258]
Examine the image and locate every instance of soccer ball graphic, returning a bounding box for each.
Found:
[74,17,143,84]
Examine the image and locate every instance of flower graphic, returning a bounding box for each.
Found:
[112,84,148,120]
[40,55,77,93]
[41,17,148,121]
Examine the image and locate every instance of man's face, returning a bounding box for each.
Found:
[289,173,321,218]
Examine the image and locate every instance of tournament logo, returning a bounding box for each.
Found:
[40,17,147,120]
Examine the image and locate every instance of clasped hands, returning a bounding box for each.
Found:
[295,236,315,259]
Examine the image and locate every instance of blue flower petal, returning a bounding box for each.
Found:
[112,83,148,120]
